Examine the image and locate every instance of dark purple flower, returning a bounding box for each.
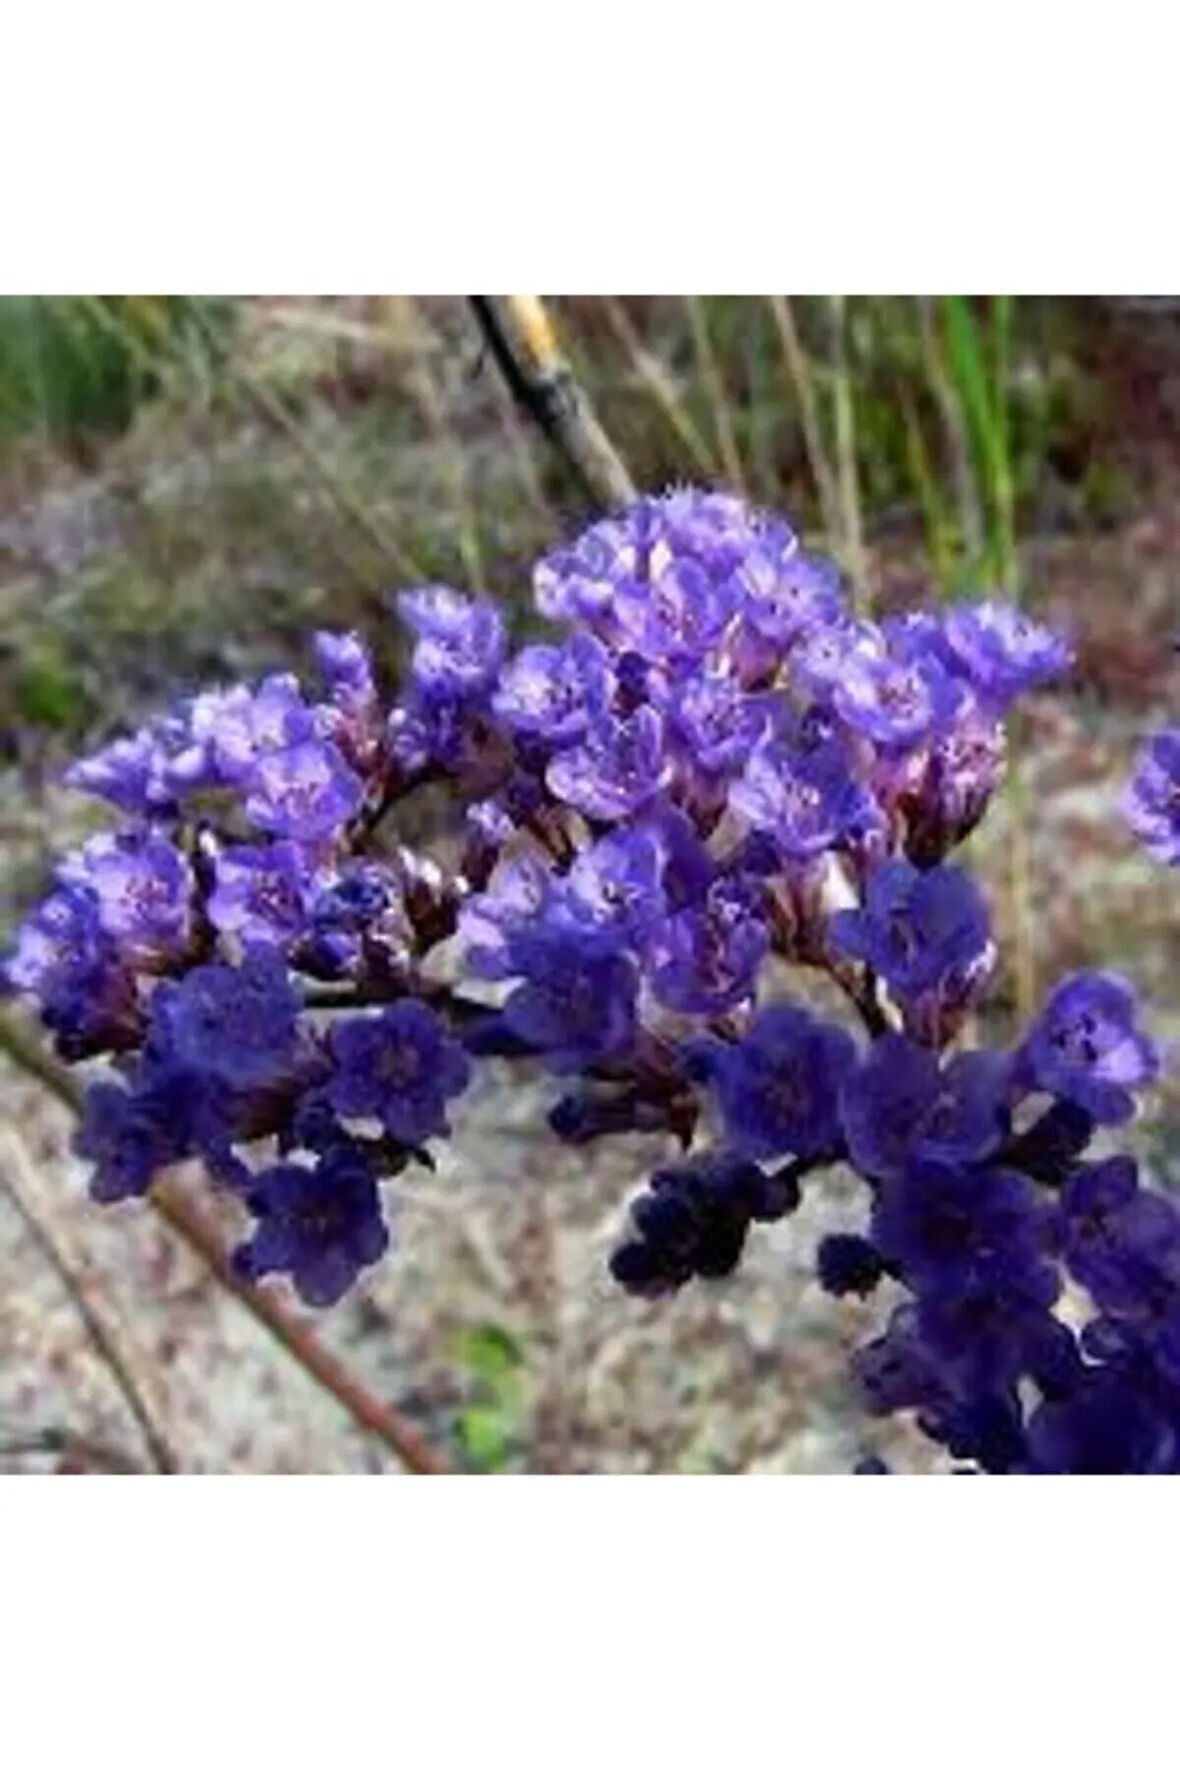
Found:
[870,1160,1050,1296]
[942,601,1072,709]
[546,706,670,822]
[328,1000,471,1146]
[3,884,138,1056]
[829,859,993,1022]
[1024,1373,1177,1474]
[75,1072,195,1203]
[304,864,408,977]
[695,1003,853,1160]
[245,738,364,841]
[59,829,193,965]
[501,926,638,1072]
[1122,728,1180,867]
[1054,1157,1180,1318]
[730,731,880,859]
[610,1152,795,1296]
[492,633,611,745]
[234,1146,390,1307]
[399,585,506,702]
[1016,971,1159,1125]
[838,1034,1008,1182]
[148,951,301,1088]
[817,1233,885,1298]
[208,841,311,952]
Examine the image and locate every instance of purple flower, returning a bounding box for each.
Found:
[313,630,376,714]
[839,1034,1009,1182]
[733,544,843,649]
[870,1160,1051,1296]
[192,675,317,782]
[1024,1373,1177,1474]
[942,601,1072,709]
[610,1151,798,1296]
[1016,971,1159,1125]
[245,738,364,841]
[148,951,301,1088]
[3,885,137,1056]
[304,864,408,977]
[833,652,960,750]
[492,633,611,745]
[234,1147,390,1307]
[830,859,993,1020]
[659,670,777,779]
[457,850,555,981]
[399,585,506,702]
[614,555,737,662]
[695,1003,854,1160]
[1054,1157,1180,1316]
[60,829,193,965]
[730,731,880,859]
[328,1001,471,1146]
[789,618,883,700]
[501,926,638,1072]
[546,706,670,822]
[648,876,768,1016]
[208,841,311,952]
[562,828,666,940]
[1122,728,1180,867]
[902,702,1005,865]
[817,1233,885,1298]
[75,1071,195,1203]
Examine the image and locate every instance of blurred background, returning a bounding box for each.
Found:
[0,295,1177,1473]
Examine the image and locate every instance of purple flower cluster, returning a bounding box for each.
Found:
[10,485,1175,1475]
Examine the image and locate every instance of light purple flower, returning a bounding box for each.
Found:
[208,841,312,951]
[245,738,364,841]
[60,829,193,964]
[1016,971,1159,1125]
[546,706,671,822]
[1122,728,1180,867]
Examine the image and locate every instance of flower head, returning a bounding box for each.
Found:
[148,951,301,1088]
[1123,728,1180,867]
[694,1003,853,1160]
[830,859,993,1030]
[328,1000,471,1146]
[839,1034,1008,1182]
[234,1146,390,1307]
[1016,971,1159,1125]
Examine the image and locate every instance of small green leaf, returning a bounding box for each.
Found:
[457,1405,512,1471]
[450,1321,524,1382]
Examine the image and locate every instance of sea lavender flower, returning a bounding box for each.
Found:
[399,585,506,702]
[313,630,377,714]
[693,1003,853,1160]
[59,829,193,965]
[147,950,302,1088]
[1123,728,1180,866]
[3,884,138,1056]
[838,1034,1009,1182]
[499,924,639,1072]
[610,1152,800,1297]
[328,1000,471,1146]
[829,858,993,1036]
[1015,971,1159,1125]
[546,705,671,822]
[730,730,881,859]
[833,651,960,750]
[233,1146,390,1307]
[942,601,1072,709]
[561,828,667,941]
[492,633,612,745]
[647,875,769,1016]
[244,737,365,841]
[207,841,312,952]
[75,1070,196,1203]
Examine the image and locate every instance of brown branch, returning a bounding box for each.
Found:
[470,296,637,511]
[0,1011,453,1475]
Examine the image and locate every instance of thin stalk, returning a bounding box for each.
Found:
[0,1125,179,1473]
[916,295,985,571]
[684,296,748,496]
[390,297,485,593]
[766,295,840,538]
[601,298,717,478]
[828,295,869,611]
[0,1011,453,1474]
